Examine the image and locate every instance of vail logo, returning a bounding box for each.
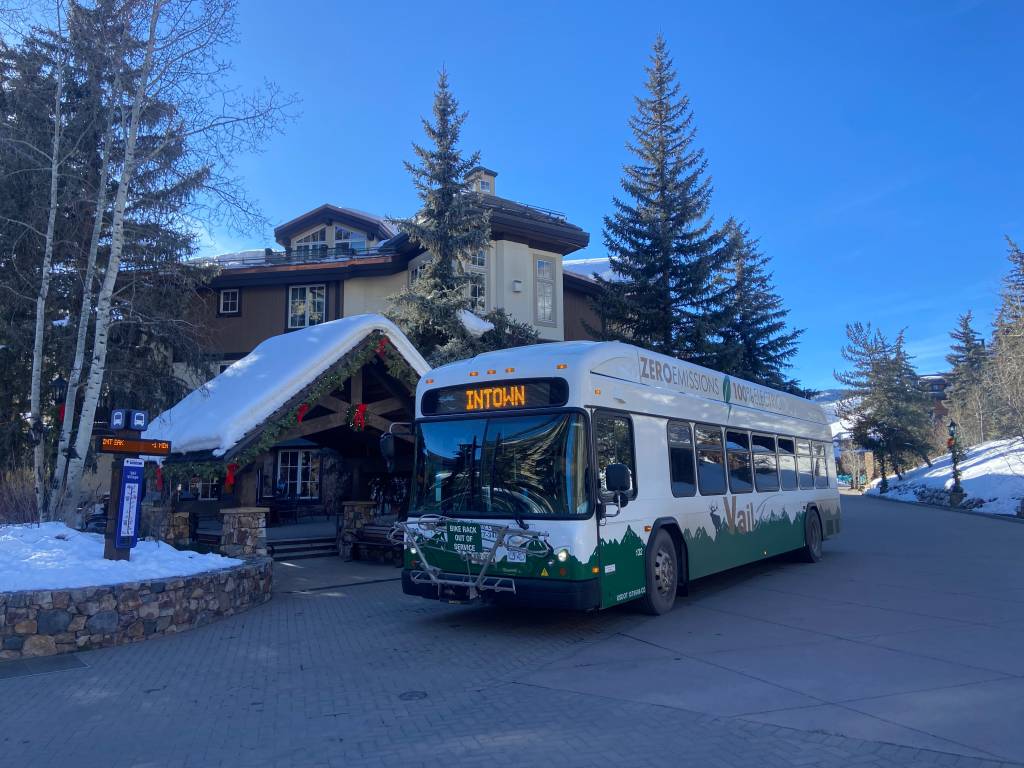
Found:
[723,495,754,533]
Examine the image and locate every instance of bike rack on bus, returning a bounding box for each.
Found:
[390,515,551,602]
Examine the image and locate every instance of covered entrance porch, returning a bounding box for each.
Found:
[146,315,429,561]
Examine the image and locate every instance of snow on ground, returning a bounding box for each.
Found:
[865,437,1024,516]
[144,314,430,457]
[0,522,241,592]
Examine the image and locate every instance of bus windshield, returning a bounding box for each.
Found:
[411,413,590,519]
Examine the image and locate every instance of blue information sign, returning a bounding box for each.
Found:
[116,458,145,549]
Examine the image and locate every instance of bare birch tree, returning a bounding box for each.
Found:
[54,0,291,518]
[25,1,67,519]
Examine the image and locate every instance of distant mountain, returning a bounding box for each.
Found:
[812,388,852,404]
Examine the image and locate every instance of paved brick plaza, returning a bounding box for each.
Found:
[2,494,1022,768]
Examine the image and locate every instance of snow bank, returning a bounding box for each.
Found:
[457,309,495,338]
[865,437,1024,516]
[144,314,430,457]
[0,522,241,592]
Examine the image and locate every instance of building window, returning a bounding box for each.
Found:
[219,288,239,315]
[288,284,326,328]
[276,449,320,499]
[478,179,491,193]
[294,228,326,256]
[188,476,220,501]
[465,250,487,312]
[334,226,366,255]
[535,257,555,324]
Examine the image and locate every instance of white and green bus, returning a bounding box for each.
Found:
[395,341,840,614]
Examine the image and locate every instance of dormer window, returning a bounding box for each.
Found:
[294,228,326,256]
[478,179,490,193]
[334,226,366,255]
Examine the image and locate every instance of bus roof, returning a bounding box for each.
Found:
[423,340,828,426]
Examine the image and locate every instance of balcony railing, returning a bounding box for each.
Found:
[197,243,395,270]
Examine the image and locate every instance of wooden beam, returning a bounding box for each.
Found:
[282,397,413,443]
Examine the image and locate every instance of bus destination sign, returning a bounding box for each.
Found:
[422,378,569,416]
[96,436,172,456]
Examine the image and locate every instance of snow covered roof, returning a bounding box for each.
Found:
[144,314,429,458]
[564,257,614,281]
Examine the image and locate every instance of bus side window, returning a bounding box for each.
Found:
[752,434,779,492]
[667,421,696,497]
[777,437,798,490]
[726,430,753,493]
[593,410,637,497]
[797,440,814,489]
[813,442,829,488]
[695,424,727,496]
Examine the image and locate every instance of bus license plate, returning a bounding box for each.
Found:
[446,522,482,554]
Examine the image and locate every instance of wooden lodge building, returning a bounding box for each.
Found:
[138,170,603,558]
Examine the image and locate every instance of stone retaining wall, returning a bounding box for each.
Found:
[0,557,272,661]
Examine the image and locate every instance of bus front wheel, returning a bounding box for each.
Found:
[800,508,823,563]
[640,530,678,615]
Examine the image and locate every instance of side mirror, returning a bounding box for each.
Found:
[379,432,396,473]
[605,463,632,493]
[602,462,632,515]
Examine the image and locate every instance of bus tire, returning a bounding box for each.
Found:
[640,529,678,615]
[800,507,823,563]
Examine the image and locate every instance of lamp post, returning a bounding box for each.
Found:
[948,420,963,497]
[51,375,67,422]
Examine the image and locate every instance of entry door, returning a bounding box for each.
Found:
[592,410,647,607]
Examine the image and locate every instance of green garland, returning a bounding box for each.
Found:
[159,332,419,484]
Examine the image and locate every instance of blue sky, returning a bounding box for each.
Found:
[205,0,1023,391]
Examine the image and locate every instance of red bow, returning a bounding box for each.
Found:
[353,403,367,431]
[225,463,239,489]
[296,402,310,423]
[154,465,164,492]
[376,336,389,358]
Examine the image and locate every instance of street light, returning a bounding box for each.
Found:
[50,375,67,406]
[948,420,963,497]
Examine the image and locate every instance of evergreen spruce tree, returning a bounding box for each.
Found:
[988,237,1024,437]
[718,220,804,393]
[388,70,492,366]
[944,310,989,444]
[836,323,935,484]
[591,35,728,363]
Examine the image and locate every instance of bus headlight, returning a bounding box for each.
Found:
[407,545,417,555]
[556,548,569,563]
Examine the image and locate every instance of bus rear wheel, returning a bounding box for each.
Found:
[800,507,823,563]
[640,530,678,615]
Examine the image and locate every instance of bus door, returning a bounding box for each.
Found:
[592,410,648,608]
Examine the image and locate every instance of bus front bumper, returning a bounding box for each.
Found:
[402,569,600,611]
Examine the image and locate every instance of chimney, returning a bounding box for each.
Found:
[466,166,497,196]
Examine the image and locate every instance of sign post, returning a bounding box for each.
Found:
[96,410,170,561]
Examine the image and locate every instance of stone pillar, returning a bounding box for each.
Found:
[219,507,268,558]
[167,511,191,548]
